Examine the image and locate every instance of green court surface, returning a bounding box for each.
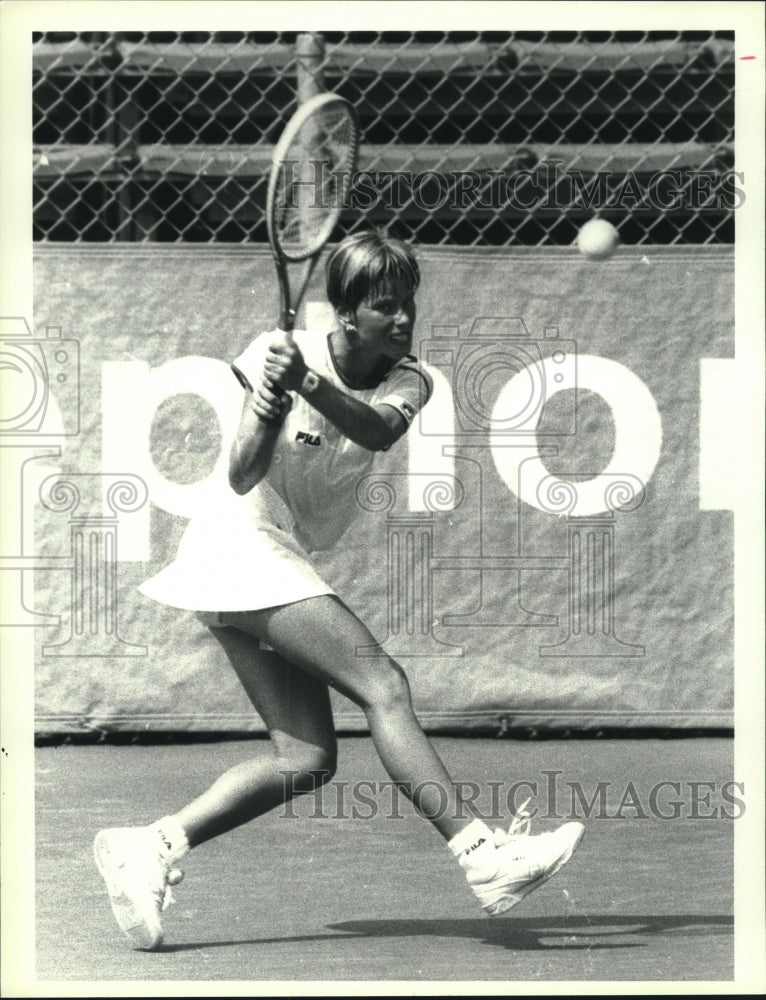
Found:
[35,736,734,984]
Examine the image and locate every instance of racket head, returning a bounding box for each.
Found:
[266,93,359,265]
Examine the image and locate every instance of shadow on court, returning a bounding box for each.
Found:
[331,913,732,949]
[160,913,732,953]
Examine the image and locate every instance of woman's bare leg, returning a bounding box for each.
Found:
[223,595,475,841]
[174,626,337,846]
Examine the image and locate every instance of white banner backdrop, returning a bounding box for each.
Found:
[23,244,733,733]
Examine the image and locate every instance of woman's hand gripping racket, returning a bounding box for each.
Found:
[232,92,359,399]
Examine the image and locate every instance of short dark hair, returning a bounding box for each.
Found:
[325,231,420,312]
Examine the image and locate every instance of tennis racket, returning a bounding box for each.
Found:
[232,92,359,392]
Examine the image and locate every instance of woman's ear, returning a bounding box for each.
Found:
[336,308,357,334]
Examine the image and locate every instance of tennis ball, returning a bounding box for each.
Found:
[576,218,620,260]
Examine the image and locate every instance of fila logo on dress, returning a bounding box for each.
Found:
[295,431,322,446]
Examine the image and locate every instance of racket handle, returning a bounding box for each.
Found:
[230,360,284,427]
[232,326,294,415]
[231,362,253,392]
[232,323,293,391]
[277,307,296,343]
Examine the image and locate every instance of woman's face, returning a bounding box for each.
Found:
[346,278,417,360]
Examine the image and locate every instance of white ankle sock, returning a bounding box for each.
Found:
[448,818,496,871]
[149,815,190,865]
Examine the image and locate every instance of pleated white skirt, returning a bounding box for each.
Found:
[138,496,334,613]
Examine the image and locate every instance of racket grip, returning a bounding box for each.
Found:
[231,362,283,426]
[231,329,293,421]
[231,362,253,392]
[231,337,265,392]
[276,323,295,345]
[231,331,289,391]
[231,361,284,426]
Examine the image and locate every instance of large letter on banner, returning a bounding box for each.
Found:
[490,355,663,515]
[102,358,241,560]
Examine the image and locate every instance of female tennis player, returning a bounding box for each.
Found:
[94,231,584,950]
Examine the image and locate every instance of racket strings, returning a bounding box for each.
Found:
[273,105,357,259]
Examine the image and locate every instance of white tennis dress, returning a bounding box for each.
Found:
[139,329,433,613]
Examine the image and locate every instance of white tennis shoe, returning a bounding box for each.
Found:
[94,827,184,950]
[466,805,585,917]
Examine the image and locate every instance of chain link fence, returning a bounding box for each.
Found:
[33,30,735,246]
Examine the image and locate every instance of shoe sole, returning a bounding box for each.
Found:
[93,830,164,950]
[485,822,585,917]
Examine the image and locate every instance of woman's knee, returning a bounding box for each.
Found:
[275,742,337,795]
[360,660,413,715]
